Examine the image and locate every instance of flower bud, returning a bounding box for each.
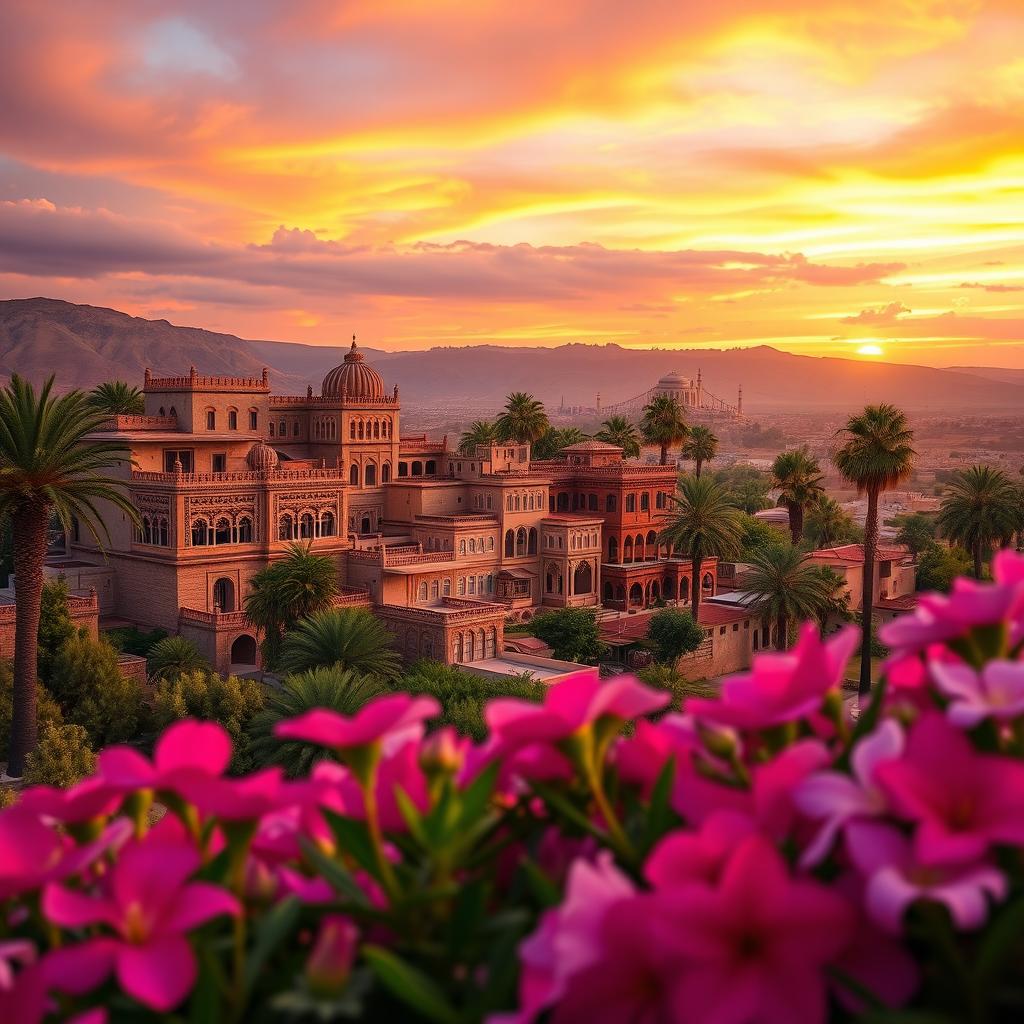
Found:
[419,727,466,776]
[305,915,358,997]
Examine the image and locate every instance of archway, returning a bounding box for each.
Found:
[230,634,258,667]
[573,562,593,595]
[603,581,613,602]
[213,577,235,612]
[629,582,643,605]
[361,515,371,535]
[702,572,715,596]
[680,577,690,603]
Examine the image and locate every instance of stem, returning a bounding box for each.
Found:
[361,776,400,901]
[585,762,635,863]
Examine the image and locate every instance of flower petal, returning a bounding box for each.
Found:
[115,935,196,1012]
[42,885,116,929]
[163,883,239,932]
[41,940,118,995]
[155,720,232,777]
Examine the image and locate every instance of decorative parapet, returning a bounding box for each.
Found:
[378,597,505,625]
[95,414,179,432]
[131,468,347,485]
[0,589,98,623]
[144,367,270,393]
[178,587,371,628]
[270,393,399,407]
[348,545,456,568]
[399,435,448,453]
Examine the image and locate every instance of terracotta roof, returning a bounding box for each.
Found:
[811,543,909,564]
[875,593,920,611]
[560,440,623,452]
[598,603,750,643]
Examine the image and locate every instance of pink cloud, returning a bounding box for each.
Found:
[842,301,910,325]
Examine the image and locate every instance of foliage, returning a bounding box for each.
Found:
[679,424,719,477]
[530,426,587,461]
[636,661,717,711]
[0,373,137,776]
[47,634,142,748]
[892,512,937,556]
[146,635,210,682]
[22,721,95,788]
[103,625,169,657]
[87,380,145,415]
[916,541,973,592]
[594,415,641,458]
[6,556,1024,1021]
[494,392,549,444]
[646,608,705,664]
[277,607,402,680]
[526,607,606,663]
[458,419,498,455]
[245,542,339,669]
[708,464,772,514]
[736,512,788,561]
[399,660,546,740]
[804,496,862,548]
[771,447,825,544]
[639,393,688,464]
[0,659,63,762]
[37,578,78,684]
[247,667,385,777]
[152,669,265,773]
[937,464,1020,578]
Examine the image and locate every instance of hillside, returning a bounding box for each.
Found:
[4,297,1024,413]
[946,365,1024,386]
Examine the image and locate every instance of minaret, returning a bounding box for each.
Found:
[596,392,601,413]
[696,368,703,409]
[737,384,743,417]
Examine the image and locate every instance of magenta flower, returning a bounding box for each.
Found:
[796,719,904,867]
[19,776,121,824]
[876,711,1024,864]
[174,767,283,821]
[881,549,1024,656]
[275,693,440,755]
[644,812,756,889]
[661,834,855,1024]
[0,806,64,899]
[686,624,859,731]
[931,659,1024,728]
[305,915,358,997]
[847,822,1007,934]
[485,672,668,755]
[42,838,239,1011]
[336,741,430,831]
[614,716,698,794]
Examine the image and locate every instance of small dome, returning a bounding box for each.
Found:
[246,441,279,472]
[322,338,385,400]
[658,370,692,389]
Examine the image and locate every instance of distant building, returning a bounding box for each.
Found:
[807,543,918,623]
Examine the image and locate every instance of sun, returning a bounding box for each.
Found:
[856,343,885,357]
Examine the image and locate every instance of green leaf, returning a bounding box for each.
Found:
[394,786,429,847]
[973,895,1024,987]
[641,755,677,853]
[299,836,370,906]
[243,895,302,994]
[189,948,227,1024]
[520,857,561,908]
[455,761,499,830]
[323,807,380,877]
[529,780,604,840]
[363,945,460,1024]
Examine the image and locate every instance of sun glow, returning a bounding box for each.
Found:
[856,343,885,357]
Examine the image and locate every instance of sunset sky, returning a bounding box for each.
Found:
[2,1,1024,365]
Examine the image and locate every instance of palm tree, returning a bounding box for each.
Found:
[680,425,719,478]
[805,496,859,549]
[743,545,841,650]
[88,380,145,416]
[0,375,137,776]
[640,394,688,465]
[937,465,1019,578]
[595,416,641,459]
[244,542,338,669]
[495,393,549,444]
[459,420,498,455]
[833,404,916,700]
[247,667,388,777]
[771,448,825,545]
[147,635,210,682]
[278,607,402,679]
[532,427,587,461]
[659,475,744,625]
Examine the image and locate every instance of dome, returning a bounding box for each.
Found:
[246,441,279,472]
[321,339,385,400]
[658,370,692,389]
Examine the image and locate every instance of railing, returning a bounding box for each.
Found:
[378,598,505,625]
[97,415,178,431]
[270,393,399,407]
[387,549,455,566]
[400,435,447,453]
[178,587,371,627]
[144,368,270,392]
[132,468,347,484]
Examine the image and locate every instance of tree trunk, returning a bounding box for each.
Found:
[7,505,51,777]
[786,501,803,545]
[691,554,703,627]
[858,489,879,702]
[777,613,788,651]
[695,458,703,479]
[660,444,669,466]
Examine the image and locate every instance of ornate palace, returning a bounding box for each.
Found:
[59,343,718,673]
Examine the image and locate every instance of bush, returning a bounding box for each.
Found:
[152,670,265,773]
[646,608,705,664]
[917,541,973,592]
[38,579,77,684]
[0,659,63,761]
[47,635,142,747]
[146,636,210,682]
[104,625,168,657]
[526,607,605,663]
[23,721,95,788]
[636,662,717,711]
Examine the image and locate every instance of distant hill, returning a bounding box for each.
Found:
[3,297,1024,413]
[946,365,1024,386]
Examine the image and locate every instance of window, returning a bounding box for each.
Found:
[212,453,226,473]
[164,450,194,473]
[488,537,494,551]
[640,492,650,512]
[278,420,286,437]
[382,463,391,483]
[365,463,377,486]
[319,511,335,537]
[292,421,299,437]
[228,410,238,430]
[431,580,439,599]
[458,577,466,595]
[468,576,476,594]
[418,582,428,601]
[426,460,436,474]
[299,513,314,539]
[459,540,467,555]
[528,528,537,554]
[443,579,451,596]
[237,517,253,543]
[515,527,527,557]
[350,421,356,439]
[350,464,359,486]
[625,494,636,512]
[656,491,665,509]
[191,520,209,546]
[588,494,598,511]
[206,410,216,430]
[249,410,258,430]
[215,518,232,545]
[606,494,617,512]
[279,515,294,541]
[504,530,514,557]
[398,462,408,477]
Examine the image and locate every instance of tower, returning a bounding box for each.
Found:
[596,392,601,413]
[737,384,743,417]
[696,368,703,409]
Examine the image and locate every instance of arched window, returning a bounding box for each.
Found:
[557,492,569,512]
[459,540,467,555]
[647,530,658,558]
[504,530,515,557]
[293,421,300,437]
[365,462,377,486]
[349,464,359,486]
[629,582,644,605]
[488,537,494,551]
[656,491,665,509]
[279,514,294,541]
[487,627,497,658]
[454,632,464,662]
[374,421,380,439]
[213,577,235,612]
[516,527,527,557]
[680,577,690,603]
[418,582,428,602]
[382,462,391,483]
[228,409,238,430]
[169,406,177,418]
[361,515,371,534]
[426,460,436,474]
[443,579,451,596]
[236,517,253,543]
[634,533,645,560]
[215,518,232,545]
[514,494,521,511]
[191,519,210,546]
[279,420,286,437]
[468,576,476,594]
[350,421,356,439]
[358,421,364,439]
[528,528,537,555]
[603,581,613,602]
[249,409,258,430]
[457,577,466,596]
[588,494,598,511]
[206,410,216,430]
[158,518,168,546]
[606,494,617,512]
[431,580,439,599]
[623,537,633,563]
[468,538,476,553]
[625,494,636,512]
[158,406,165,416]
[608,536,618,562]
[398,462,408,477]
[412,461,423,476]
[319,511,335,537]
[640,492,650,512]
[702,573,715,595]
[574,562,593,595]
[486,574,494,594]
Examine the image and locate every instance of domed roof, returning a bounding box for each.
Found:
[246,441,279,472]
[658,370,692,388]
[321,338,385,400]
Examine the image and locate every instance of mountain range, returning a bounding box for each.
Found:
[2,297,1023,414]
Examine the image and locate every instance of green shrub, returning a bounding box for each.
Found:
[152,670,265,773]
[38,579,77,684]
[646,608,705,664]
[23,722,95,788]
[637,663,717,713]
[147,636,210,682]
[104,625,168,657]
[0,659,63,761]
[526,607,605,663]
[48,635,142,747]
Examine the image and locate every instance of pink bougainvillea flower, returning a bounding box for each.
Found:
[686,624,859,731]
[335,741,429,831]
[661,834,855,1024]
[0,940,36,991]
[419,726,470,775]
[875,712,1024,865]
[0,806,64,899]
[614,716,699,794]
[42,838,239,1012]
[881,549,1024,656]
[485,672,668,755]
[796,719,904,867]
[174,767,283,821]
[98,719,233,791]
[275,693,440,755]
[644,812,756,889]
[931,659,1024,728]
[305,915,358,997]
[19,776,121,825]
[847,822,1007,934]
